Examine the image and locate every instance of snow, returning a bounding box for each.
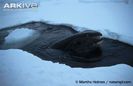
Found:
[0,1,133,86]
[0,49,133,86]
[2,28,40,49]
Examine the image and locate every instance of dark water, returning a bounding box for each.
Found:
[0,21,133,68]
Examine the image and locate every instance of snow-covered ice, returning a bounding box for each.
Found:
[0,49,133,86]
[2,28,40,49]
[0,1,133,85]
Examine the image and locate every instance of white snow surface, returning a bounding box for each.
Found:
[2,28,40,49]
[0,49,133,86]
[0,1,133,86]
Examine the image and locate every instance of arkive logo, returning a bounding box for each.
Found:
[3,2,39,9]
